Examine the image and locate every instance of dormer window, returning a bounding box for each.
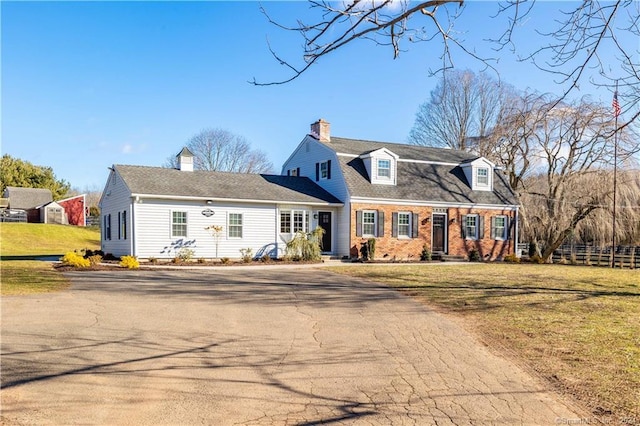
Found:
[377,159,391,179]
[476,168,489,186]
[360,148,398,186]
[461,157,494,192]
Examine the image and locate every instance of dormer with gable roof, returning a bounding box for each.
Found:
[360,148,398,186]
[460,157,495,192]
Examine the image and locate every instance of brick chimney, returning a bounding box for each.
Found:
[310,119,330,142]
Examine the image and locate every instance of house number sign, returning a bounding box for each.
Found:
[201,209,215,217]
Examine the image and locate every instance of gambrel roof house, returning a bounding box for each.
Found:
[100,120,519,261]
[281,119,519,260]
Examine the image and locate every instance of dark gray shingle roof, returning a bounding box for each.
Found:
[115,165,342,205]
[322,137,477,163]
[324,137,518,206]
[4,187,53,209]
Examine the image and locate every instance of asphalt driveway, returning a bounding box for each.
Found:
[1,267,579,425]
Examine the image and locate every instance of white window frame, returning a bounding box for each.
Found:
[397,212,411,238]
[493,215,507,240]
[280,209,310,234]
[377,159,391,179]
[465,214,479,240]
[280,211,292,233]
[171,210,188,238]
[228,213,243,239]
[320,161,329,179]
[476,167,489,186]
[362,210,377,237]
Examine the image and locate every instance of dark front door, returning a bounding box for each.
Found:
[432,214,446,253]
[318,211,332,252]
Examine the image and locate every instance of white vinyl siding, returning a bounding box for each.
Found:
[281,136,347,202]
[132,201,280,259]
[99,169,134,257]
[280,136,349,257]
[362,149,397,186]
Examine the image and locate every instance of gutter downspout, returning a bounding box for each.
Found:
[132,196,138,257]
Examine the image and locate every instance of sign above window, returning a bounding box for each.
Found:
[201,209,215,217]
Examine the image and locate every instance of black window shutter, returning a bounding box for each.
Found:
[327,160,331,179]
[287,170,290,176]
[377,210,384,237]
[507,216,514,240]
[118,212,121,240]
[479,215,485,239]
[315,163,319,181]
[356,210,363,237]
[412,213,419,238]
[296,167,300,177]
[108,214,112,240]
[392,212,398,237]
[461,215,467,238]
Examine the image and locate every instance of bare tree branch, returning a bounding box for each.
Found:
[256,0,639,118]
[164,129,273,174]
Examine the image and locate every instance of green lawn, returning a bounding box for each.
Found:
[0,223,101,295]
[330,263,640,424]
[1,223,100,256]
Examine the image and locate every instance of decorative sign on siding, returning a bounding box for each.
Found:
[202,209,215,217]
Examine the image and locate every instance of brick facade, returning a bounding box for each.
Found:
[350,203,515,261]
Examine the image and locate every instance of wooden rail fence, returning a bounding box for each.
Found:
[552,245,639,269]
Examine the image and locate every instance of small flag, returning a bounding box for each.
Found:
[612,91,621,117]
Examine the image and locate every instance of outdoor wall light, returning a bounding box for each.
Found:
[206,200,214,205]
[313,213,318,219]
[450,217,457,223]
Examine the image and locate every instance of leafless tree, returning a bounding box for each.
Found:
[165,129,274,174]
[408,70,513,152]
[489,95,639,261]
[256,1,639,124]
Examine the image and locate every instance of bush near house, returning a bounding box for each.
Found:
[60,252,90,268]
[119,255,139,269]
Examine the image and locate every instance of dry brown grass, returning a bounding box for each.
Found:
[330,263,640,424]
[1,260,70,295]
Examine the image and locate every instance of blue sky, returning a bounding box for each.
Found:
[2,1,632,190]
